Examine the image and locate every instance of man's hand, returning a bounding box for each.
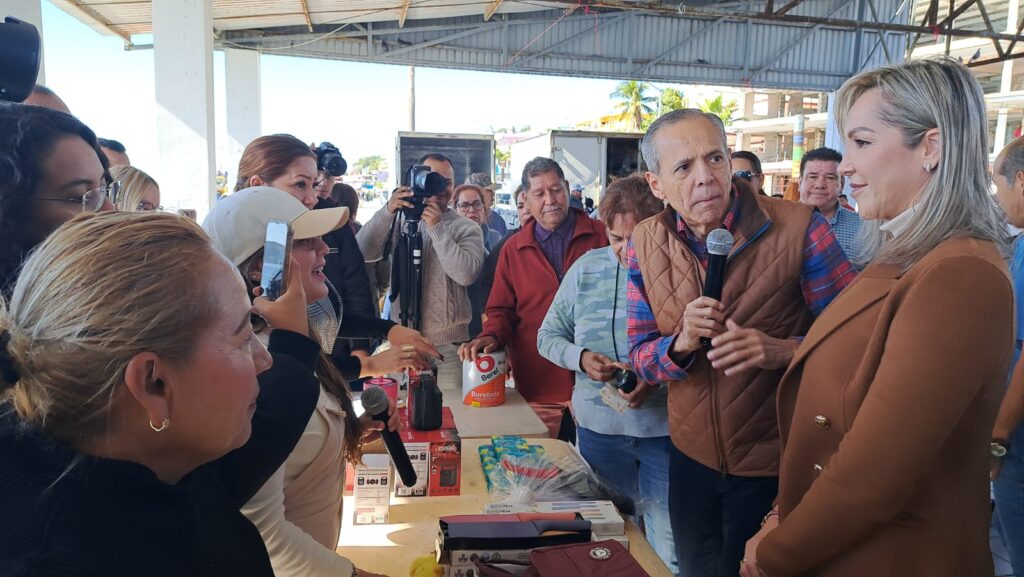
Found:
[580,350,616,383]
[459,336,498,362]
[422,198,443,227]
[707,319,798,375]
[672,296,726,355]
[387,188,415,214]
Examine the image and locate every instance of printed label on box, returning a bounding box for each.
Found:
[395,442,430,497]
[353,454,391,525]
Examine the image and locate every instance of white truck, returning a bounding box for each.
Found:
[508,130,646,204]
[395,131,494,189]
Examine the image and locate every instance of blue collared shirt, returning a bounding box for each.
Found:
[533,210,577,280]
[827,205,864,264]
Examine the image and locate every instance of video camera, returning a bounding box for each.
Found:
[314,142,347,177]
[0,17,41,103]
[402,164,447,221]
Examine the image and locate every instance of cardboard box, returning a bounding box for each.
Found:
[352,454,391,525]
[394,442,430,497]
[483,500,625,536]
[397,405,462,496]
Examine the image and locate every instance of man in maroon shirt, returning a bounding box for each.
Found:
[459,157,608,440]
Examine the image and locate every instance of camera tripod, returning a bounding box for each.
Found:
[390,217,424,331]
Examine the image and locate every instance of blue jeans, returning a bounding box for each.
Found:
[994,426,1024,576]
[576,427,678,575]
[669,448,777,577]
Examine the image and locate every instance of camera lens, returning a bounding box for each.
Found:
[614,369,637,394]
[322,152,347,177]
[414,170,448,197]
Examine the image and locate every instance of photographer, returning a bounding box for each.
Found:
[357,154,485,387]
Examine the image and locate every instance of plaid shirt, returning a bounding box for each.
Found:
[627,200,856,385]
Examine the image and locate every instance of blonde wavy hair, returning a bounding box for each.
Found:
[0,212,219,443]
[834,57,1009,269]
[109,165,159,212]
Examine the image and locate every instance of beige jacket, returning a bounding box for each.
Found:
[242,386,355,577]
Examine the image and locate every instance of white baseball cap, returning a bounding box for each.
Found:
[202,186,349,266]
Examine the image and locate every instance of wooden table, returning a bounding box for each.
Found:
[442,388,548,439]
[337,438,672,577]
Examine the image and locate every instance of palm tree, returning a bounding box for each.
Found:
[698,94,739,126]
[660,88,687,112]
[610,80,656,131]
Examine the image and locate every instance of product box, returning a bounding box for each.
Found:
[394,442,430,497]
[352,453,392,525]
[430,436,462,496]
[482,500,625,536]
[397,405,462,496]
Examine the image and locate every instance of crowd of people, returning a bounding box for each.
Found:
[2,55,1024,577]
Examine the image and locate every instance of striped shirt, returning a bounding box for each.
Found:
[626,200,856,385]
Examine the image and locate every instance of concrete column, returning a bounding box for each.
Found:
[3,0,44,83]
[153,0,215,217]
[735,131,747,151]
[995,0,1021,154]
[743,90,755,118]
[791,114,805,179]
[824,93,844,153]
[225,48,261,189]
[767,93,782,117]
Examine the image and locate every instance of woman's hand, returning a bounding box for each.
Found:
[359,345,429,378]
[252,256,309,336]
[387,324,442,362]
[360,397,400,443]
[740,511,778,577]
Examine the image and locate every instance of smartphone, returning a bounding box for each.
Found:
[260,220,293,301]
[176,208,197,221]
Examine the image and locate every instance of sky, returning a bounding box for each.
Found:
[36,1,665,183]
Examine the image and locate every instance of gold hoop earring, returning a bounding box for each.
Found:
[149,418,170,432]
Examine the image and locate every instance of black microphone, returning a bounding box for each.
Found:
[361,386,417,487]
[700,228,734,348]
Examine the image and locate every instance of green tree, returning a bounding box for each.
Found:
[660,88,687,112]
[610,80,656,132]
[353,155,385,174]
[697,94,739,126]
[641,88,689,130]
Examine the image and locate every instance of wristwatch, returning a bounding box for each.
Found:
[992,438,1010,458]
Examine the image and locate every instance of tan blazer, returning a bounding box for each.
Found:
[757,237,1014,577]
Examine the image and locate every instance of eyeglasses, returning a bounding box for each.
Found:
[456,200,484,211]
[733,170,757,182]
[137,201,164,212]
[39,180,121,212]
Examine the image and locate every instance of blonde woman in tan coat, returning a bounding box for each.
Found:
[740,57,1014,577]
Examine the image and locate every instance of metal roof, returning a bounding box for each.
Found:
[49,1,1021,91]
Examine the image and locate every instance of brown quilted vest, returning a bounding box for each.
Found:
[632,180,814,476]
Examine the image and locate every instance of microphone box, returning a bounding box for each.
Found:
[394,442,430,497]
[352,453,392,525]
[395,405,462,497]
